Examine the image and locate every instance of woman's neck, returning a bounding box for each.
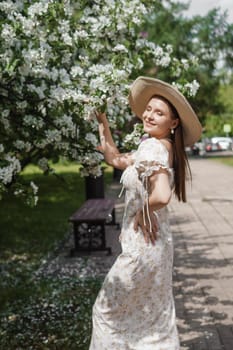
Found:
[151,135,173,143]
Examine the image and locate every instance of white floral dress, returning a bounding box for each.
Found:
[89,138,180,350]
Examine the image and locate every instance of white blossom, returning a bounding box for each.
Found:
[28,2,49,18]
[85,133,98,147]
[73,29,89,40]
[30,181,38,194]
[1,24,16,42]
[185,80,200,97]
[59,69,71,84]
[17,16,36,36]
[181,58,189,70]
[54,115,76,138]
[0,2,19,14]
[158,55,171,67]
[23,115,44,130]
[37,158,49,171]
[172,82,183,92]
[70,66,84,78]
[2,110,10,118]
[14,188,24,196]
[0,156,21,185]
[112,44,128,53]
[30,181,39,205]
[0,111,11,130]
[16,101,28,110]
[14,140,32,152]
[45,130,62,143]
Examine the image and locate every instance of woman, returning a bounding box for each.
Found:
[89,77,202,349]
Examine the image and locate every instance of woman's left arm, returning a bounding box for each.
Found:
[147,169,172,210]
[96,112,134,170]
[134,169,172,245]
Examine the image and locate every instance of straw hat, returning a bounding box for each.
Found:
[129,76,202,146]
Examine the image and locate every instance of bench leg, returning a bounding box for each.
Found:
[70,221,112,256]
[106,208,120,229]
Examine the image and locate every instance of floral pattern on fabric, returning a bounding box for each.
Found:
[89,138,180,350]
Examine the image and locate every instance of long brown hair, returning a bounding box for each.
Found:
[172,122,191,202]
[169,102,191,202]
[155,95,191,202]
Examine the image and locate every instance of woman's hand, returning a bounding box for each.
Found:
[133,208,158,245]
[95,111,107,124]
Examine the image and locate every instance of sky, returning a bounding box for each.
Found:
[180,0,233,23]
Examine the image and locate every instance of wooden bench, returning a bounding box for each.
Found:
[69,198,118,255]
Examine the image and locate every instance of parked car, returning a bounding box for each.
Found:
[211,137,233,151]
[185,141,205,156]
[204,137,233,152]
[205,141,221,152]
[191,143,200,155]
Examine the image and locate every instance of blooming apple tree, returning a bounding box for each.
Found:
[0,0,199,205]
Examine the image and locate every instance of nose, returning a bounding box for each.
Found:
[143,110,152,120]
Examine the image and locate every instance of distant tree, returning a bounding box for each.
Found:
[143,1,233,125]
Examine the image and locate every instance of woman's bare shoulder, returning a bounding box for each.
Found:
[159,138,173,153]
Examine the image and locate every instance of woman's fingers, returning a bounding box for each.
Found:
[149,229,157,245]
[133,210,140,232]
[144,231,150,244]
[151,212,158,229]
[134,209,158,245]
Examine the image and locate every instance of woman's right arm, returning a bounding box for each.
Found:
[96,112,133,170]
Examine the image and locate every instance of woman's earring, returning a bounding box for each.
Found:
[171,128,174,134]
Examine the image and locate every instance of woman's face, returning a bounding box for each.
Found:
[142,96,179,139]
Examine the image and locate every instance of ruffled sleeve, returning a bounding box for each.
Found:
[134,137,171,180]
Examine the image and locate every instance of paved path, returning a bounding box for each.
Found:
[169,158,233,350]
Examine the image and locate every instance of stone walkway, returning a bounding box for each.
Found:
[169,157,233,350]
[38,157,233,350]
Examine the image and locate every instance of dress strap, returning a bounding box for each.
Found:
[141,176,153,233]
[118,185,125,198]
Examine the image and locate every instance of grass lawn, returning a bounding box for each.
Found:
[0,162,113,349]
[210,155,233,167]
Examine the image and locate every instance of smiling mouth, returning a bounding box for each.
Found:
[145,121,156,127]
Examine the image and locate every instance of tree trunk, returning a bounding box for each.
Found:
[84,173,105,199]
[113,167,123,182]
